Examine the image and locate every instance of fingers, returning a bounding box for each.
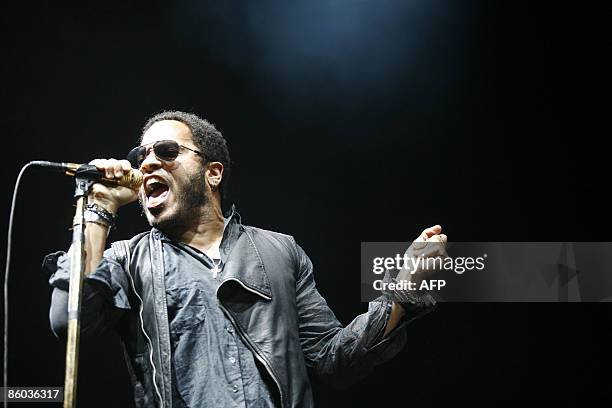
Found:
[89,158,133,179]
[422,225,442,239]
[426,231,447,255]
[415,225,441,243]
[428,233,447,244]
[412,225,447,253]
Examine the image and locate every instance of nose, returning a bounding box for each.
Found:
[139,146,162,173]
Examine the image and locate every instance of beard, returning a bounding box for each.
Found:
[139,169,209,237]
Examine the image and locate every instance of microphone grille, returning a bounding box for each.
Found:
[118,169,143,189]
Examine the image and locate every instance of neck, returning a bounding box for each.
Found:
[177,199,225,254]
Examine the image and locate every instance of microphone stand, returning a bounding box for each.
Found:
[63,175,95,408]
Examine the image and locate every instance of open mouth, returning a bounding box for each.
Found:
[145,178,170,209]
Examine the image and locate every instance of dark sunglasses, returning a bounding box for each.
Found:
[127,140,202,168]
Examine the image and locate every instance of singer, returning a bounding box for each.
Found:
[43,111,445,407]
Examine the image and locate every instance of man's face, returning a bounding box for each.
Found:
[138,120,208,234]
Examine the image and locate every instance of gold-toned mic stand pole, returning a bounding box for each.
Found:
[63,177,94,408]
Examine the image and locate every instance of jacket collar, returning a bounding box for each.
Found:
[151,204,272,300]
[151,203,240,246]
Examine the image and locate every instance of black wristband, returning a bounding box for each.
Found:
[85,202,117,229]
[379,271,437,318]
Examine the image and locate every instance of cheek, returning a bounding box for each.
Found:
[182,165,204,185]
[165,160,181,171]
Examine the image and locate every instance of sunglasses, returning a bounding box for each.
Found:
[127,140,203,169]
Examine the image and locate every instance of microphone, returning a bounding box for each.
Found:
[31,161,143,189]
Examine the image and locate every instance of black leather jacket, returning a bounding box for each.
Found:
[47,220,431,407]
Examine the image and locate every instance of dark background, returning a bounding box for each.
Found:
[1,1,610,406]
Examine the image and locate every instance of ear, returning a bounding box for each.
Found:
[206,161,224,192]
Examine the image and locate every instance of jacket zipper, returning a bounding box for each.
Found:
[120,241,165,408]
[150,235,172,408]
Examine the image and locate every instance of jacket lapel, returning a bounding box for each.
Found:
[218,227,273,300]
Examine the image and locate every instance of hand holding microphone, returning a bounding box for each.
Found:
[86,159,141,215]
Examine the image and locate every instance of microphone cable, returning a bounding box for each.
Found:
[3,162,37,408]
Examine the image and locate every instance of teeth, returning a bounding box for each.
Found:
[145,178,167,196]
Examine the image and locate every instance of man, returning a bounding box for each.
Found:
[44,111,446,407]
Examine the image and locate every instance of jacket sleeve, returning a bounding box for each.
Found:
[293,240,417,389]
[43,247,132,338]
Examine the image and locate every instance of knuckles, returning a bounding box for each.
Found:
[89,158,133,176]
